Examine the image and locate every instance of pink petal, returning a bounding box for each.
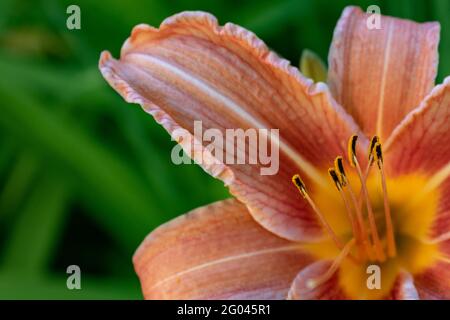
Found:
[287,260,349,300]
[430,177,450,239]
[387,272,419,300]
[328,6,440,140]
[133,199,315,299]
[99,11,362,241]
[385,78,450,176]
[414,255,450,300]
[288,261,420,300]
[385,78,450,239]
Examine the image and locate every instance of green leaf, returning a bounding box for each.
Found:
[0,273,140,299]
[2,174,70,275]
[433,0,450,81]
[0,152,39,222]
[0,81,164,251]
[300,49,327,83]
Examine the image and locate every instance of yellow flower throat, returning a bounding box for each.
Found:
[292,135,441,299]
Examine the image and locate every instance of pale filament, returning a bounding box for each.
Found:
[329,168,364,260]
[374,142,397,257]
[306,238,356,289]
[304,193,345,250]
[292,175,344,250]
[342,177,375,261]
[353,156,386,262]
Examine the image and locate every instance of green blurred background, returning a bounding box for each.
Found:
[0,0,448,299]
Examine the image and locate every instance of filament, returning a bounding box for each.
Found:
[349,136,385,262]
[373,142,396,257]
[292,175,344,250]
[329,167,362,259]
[306,238,356,289]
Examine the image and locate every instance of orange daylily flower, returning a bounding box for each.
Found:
[99,6,450,299]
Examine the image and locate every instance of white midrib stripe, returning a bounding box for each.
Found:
[375,21,394,138]
[127,53,325,186]
[148,244,301,290]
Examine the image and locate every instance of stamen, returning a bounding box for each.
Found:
[328,168,343,191]
[373,142,396,257]
[345,184,375,261]
[292,174,344,250]
[292,174,308,198]
[306,238,356,289]
[348,136,386,262]
[335,153,374,260]
[328,168,360,247]
[334,156,347,186]
[347,135,358,167]
[356,135,380,188]
[374,143,383,168]
[368,136,380,165]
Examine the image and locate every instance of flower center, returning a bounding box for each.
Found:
[291,135,440,298]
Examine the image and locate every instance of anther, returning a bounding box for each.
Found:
[292,174,307,198]
[334,156,347,186]
[368,136,380,164]
[328,168,342,191]
[347,135,358,167]
[374,143,383,169]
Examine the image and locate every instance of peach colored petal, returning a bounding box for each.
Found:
[384,78,450,241]
[414,258,450,300]
[429,177,450,239]
[387,272,419,300]
[133,198,315,299]
[99,11,364,242]
[385,77,450,177]
[328,6,440,140]
[287,260,349,300]
[288,261,420,300]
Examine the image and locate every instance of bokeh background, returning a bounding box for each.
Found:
[0,0,448,299]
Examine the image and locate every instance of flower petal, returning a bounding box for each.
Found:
[385,78,450,176]
[414,257,450,300]
[99,11,363,242]
[416,237,450,300]
[387,271,419,300]
[287,260,349,300]
[384,78,450,240]
[328,6,440,140]
[433,178,450,239]
[133,198,314,299]
[288,261,420,300]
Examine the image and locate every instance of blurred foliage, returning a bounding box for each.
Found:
[0,0,448,299]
